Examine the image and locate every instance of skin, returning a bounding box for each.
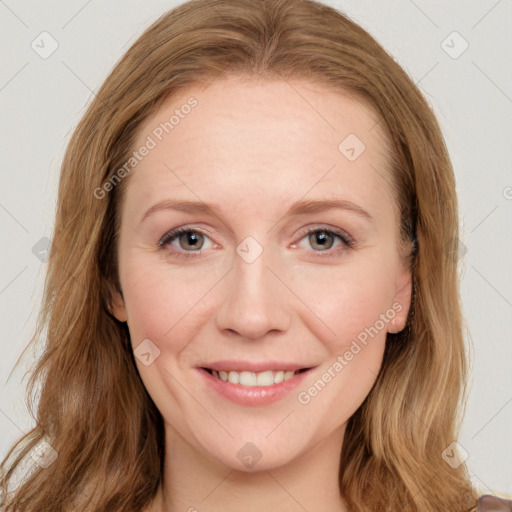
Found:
[111,75,412,512]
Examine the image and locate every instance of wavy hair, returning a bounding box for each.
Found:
[0,0,478,510]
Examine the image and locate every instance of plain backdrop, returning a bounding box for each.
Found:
[1,0,511,497]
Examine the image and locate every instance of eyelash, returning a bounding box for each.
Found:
[158,225,355,260]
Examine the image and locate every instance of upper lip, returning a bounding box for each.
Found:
[200,360,314,373]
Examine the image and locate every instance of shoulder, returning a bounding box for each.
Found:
[477,494,512,511]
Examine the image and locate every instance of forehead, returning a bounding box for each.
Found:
[123,76,395,226]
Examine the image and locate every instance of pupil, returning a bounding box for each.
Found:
[312,231,333,250]
[182,232,202,249]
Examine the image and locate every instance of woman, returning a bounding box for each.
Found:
[0,0,507,510]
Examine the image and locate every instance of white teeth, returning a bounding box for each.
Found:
[273,370,284,384]
[239,371,257,386]
[256,371,274,386]
[210,368,301,386]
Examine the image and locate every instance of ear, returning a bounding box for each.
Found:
[105,280,128,322]
[111,289,128,322]
[389,265,413,334]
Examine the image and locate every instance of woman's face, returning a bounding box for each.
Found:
[111,76,412,471]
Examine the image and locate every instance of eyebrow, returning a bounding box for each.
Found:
[140,198,373,225]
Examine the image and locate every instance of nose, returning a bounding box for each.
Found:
[215,244,290,340]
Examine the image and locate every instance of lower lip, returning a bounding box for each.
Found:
[197,367,312,406]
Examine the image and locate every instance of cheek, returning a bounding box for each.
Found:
[287,256,397,349]
[120,254,221,348]
[293,261,392,423]
[119,260,210,424]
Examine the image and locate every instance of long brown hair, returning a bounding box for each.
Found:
[0,0,478,510]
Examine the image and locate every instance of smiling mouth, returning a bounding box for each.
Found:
[202,367,311,387]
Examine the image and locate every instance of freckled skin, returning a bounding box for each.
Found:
[112,76,412,512]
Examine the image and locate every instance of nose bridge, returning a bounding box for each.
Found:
[215,235,289,339]
[235,240,274,297]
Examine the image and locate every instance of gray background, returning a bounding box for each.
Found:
[1,0,511,497]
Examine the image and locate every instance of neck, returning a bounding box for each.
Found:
[149,424,349,512]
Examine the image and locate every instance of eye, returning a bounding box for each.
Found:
[158,225,355,260]
[158,226,215,257]
[292,226,354,257]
